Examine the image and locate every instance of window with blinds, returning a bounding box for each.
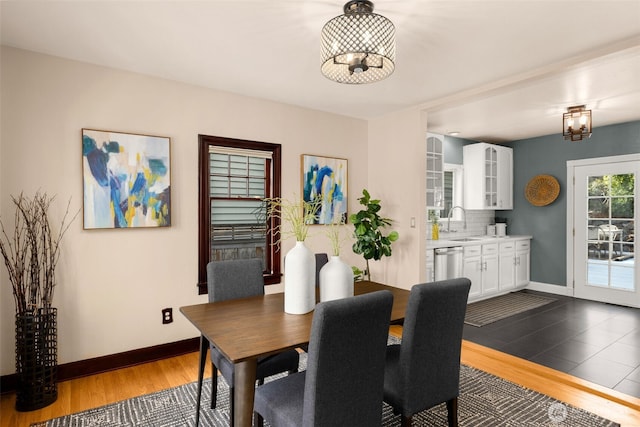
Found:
[198,135,282,293]
[209,151,268,261]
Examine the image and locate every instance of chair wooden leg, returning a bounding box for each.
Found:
[446,397,459,427]
[211,363,218,409]
[401,415,412,427]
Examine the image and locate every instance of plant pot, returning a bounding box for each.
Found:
[319,256,354,302]
[284,241,316,314]
[15,307,58,411]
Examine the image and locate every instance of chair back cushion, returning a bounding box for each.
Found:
[303,290,393,427]
[206,259,264,303]
[314,253,329,286]
[398,278,471,414]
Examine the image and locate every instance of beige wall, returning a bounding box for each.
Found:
[0,47,378,373]
[367,108,427,289]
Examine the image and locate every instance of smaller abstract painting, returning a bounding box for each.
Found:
[82,129,171,229]
[301,154,348,225]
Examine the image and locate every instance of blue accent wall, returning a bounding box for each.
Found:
[443,135,476,164]
[502,121,640,286]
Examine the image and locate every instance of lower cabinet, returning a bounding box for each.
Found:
[515,240,531,287]
[499,241,517,291]
[466,238,531,302]
[463,243,499,300]
[483,244,499,295]
[463,246,482,300]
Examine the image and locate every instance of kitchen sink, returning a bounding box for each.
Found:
[449,237,484,242]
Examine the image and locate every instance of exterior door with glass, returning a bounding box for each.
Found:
[571,155,638,307]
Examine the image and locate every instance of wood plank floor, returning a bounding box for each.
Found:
[1,328,639,427]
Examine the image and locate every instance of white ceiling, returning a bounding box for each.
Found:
[2,0,640,142]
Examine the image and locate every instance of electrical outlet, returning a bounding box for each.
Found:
[162,308,173,324]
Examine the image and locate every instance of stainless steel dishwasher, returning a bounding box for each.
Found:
[434,247,463,280]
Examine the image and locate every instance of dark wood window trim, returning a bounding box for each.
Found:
[197,135,281,294]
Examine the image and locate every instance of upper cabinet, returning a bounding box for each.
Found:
[463,143,513,210]
[426,133,444,209]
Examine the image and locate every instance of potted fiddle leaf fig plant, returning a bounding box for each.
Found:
[0,191,77,411]
[350,189,399,282]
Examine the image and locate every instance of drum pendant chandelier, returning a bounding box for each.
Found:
[320,0,396,84]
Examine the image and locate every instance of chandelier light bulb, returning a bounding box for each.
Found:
[562,105,592,141]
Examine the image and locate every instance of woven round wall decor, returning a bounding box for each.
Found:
[525,175,560,206]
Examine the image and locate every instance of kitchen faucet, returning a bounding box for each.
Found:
[447,205,467,232]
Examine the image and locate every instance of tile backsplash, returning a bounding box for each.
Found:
[429,210,495,240]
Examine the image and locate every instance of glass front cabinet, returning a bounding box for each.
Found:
[426,133,444,210]
[463,142,513,210]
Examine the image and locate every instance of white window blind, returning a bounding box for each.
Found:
[209,148,269,246]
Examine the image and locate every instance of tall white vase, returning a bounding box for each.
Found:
[319,255,354,302]
[284,241,316,314]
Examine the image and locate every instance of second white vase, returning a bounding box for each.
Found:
[284,241,316,314]
[319,255,354,302]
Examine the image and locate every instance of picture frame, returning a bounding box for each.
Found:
[301,154,348,225]
[82,129,171,229]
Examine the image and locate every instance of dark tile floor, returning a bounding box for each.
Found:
[462,290,640,398]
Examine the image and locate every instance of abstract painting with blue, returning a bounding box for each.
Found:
[301,154,348,225]
[82,129,171,229]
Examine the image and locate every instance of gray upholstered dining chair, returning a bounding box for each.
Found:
[295,252,329,354]
[206,259,299,426]
[383,278,471,427]
[314,252,328,286]
[253,290,394,427]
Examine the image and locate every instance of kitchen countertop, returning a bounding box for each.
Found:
[427,235,532,249]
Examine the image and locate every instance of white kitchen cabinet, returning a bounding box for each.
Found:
[499,239,530,291]
[515,240,531,287]
[482,243,499,295]
[499,241,516,291]
[463,143,513,210]
[426,133,444,209]
[463,245,482,300]
[463,243,499,300]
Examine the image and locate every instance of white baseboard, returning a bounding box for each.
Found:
[525,281,574,297]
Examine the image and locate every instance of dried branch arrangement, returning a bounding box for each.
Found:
[325,218,349,257]
[263,197,321,247]
[0,192,78,314]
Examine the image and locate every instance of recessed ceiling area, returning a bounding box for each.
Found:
[1,1,639,142]
[425,44,640,142]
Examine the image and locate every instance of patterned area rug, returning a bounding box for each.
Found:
[465,291,557,327]
[32,337,617,427]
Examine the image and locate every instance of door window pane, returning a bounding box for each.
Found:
[586,173,635,291]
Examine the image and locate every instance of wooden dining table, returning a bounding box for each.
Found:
[180,280,411,427]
